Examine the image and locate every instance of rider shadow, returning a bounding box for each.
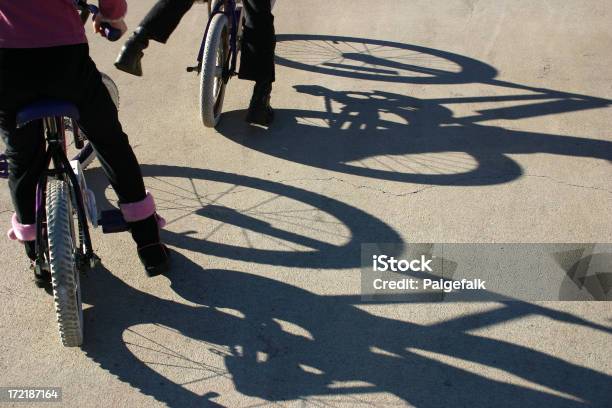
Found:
[81,252,612,407]
[217,84,611,186]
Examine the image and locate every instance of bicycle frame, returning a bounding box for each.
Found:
[196,0,242,81]
[34,116,95,273]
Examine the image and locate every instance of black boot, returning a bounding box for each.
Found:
[127,215,170,277]
[115,27,150,77]
[246,80,274,126]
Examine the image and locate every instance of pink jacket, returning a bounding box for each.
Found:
[0,0,127,48]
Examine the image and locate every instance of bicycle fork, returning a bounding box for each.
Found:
[34,117,98,274]
[188,0,241,81]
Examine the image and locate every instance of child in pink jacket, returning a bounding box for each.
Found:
[1,1,170,283]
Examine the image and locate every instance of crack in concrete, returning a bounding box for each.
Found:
[277,173,612,197]
[523,173,612,194]
[276,176,466,197]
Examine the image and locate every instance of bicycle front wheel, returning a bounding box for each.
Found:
[199,13,229,128]
[46,178,84,347]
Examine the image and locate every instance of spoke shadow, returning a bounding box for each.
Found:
[275,34,499,84]
[86,164,404,269]
[217,85,611,185]
[81,254,612,407]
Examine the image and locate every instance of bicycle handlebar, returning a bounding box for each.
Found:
[76,1,122,42]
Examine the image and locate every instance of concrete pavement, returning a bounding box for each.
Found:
[1,1,611,406]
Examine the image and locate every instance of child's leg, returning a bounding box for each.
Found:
[1,116,46,261]
[239,0,276,83]
[76,78,171,275]
[0,117,46,225]
[140,0,195,44]
[47,45,170,275]
[1,129,44,265]
[0,49,44,225]
[115,0,195,76]
[74,65,147,205]
[1,48,46,263]
[240,0,276,125]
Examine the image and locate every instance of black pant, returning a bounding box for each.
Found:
[141,0,275,82]
[0,44,146,225]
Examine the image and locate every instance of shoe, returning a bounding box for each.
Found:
[138,243,171,277]
[246,80,274,126]
[114,27,150,77]
[119,193,170,276]
[127,214,171,276]
[128,215,171,276]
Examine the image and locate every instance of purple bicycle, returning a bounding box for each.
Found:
[191,0,276,127]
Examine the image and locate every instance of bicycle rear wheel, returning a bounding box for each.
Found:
[199,13,229,127]
[46,178,84,347]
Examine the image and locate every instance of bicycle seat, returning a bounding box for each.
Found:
[16,100,79,128]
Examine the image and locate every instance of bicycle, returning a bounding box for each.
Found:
[190,0,275,127]
[1,1,126,347]
[187,0,244,127]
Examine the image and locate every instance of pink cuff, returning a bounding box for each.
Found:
[119,192,166,228]
[7,213,36,242]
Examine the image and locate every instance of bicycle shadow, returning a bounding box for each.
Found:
[217,85,611,185]
[216,35,612,185]
[81,252,612,407]
[86,164,404,269]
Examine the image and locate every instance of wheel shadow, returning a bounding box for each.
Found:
[86,164,404,269]
[274,34,499,84]
[81,253,612,407]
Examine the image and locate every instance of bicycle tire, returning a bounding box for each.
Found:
[199,13,229,127]
[46,178,84,347]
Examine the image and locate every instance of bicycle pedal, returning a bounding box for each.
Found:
[34,260,49,275]
[99,209,129,233]
[0,154,8,179]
